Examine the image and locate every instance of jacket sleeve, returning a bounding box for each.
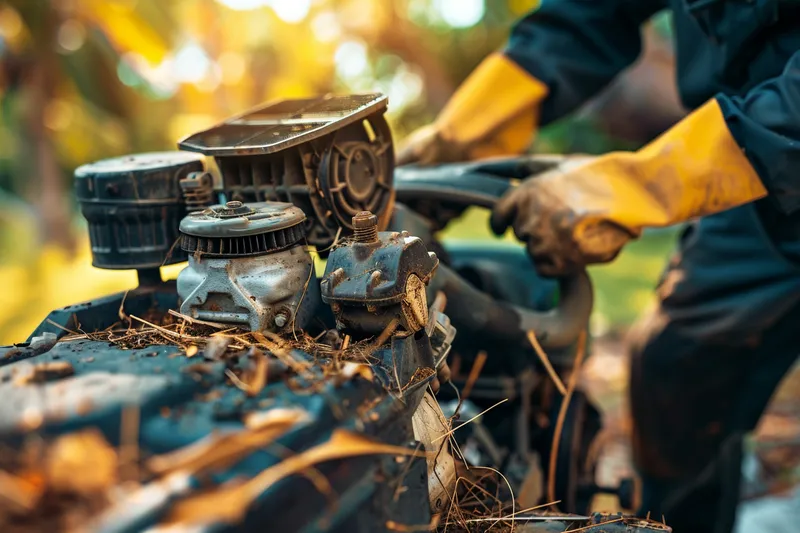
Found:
[718,50,800,215]
[504,0,666,126]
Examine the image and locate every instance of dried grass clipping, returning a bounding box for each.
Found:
[163,429,428,527]
[148,408,309,476]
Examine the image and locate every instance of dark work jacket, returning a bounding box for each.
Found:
[504,0,800,214]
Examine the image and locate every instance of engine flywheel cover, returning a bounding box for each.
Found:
[180,201,305,237]
[179,201,307,258]
[318,115,395,234]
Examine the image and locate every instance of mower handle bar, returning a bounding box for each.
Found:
[395,155,593,349]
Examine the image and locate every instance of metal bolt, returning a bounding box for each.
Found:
[274,312,289,328]
[226,200,243,209]
[352,211,378,243]
[368,269,382,289]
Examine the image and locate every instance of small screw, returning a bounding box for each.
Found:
[226,200,243,209]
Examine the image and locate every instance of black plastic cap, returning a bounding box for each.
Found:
[74,152,205,270]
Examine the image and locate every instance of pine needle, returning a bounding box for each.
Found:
[45,319,80,336]
[129,315,206,342]
[432,398,509,444]
[225,369,252,393]
[167,309,229,328]
[471,466,516,533]
[562,517,623,532]
[461,351,486,401]
[547,330,588,507]
[118,290,130,324]
[527,330,566,396]
[460,501,561,524]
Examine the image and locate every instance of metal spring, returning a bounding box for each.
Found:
[180,172,214,212]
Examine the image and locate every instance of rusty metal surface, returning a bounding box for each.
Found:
[177,245,318,332]
[2,85,669,530]
[321,212,439,335]
[176,200,317,332]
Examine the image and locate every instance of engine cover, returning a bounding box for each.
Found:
[177,201,317,332]
[178,93,395,251]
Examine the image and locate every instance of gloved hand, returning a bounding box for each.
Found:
[396,53,548,166]
[491,99,769,277]
[490,156,633,276]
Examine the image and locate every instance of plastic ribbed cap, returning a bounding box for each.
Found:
[74,152,205,270]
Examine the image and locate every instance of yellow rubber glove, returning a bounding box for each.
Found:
[396,53,549,165]
[490,98,769,277]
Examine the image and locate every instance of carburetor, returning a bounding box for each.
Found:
[177,200,317,332]
[320,210,439,336]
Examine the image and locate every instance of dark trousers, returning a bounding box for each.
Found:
[627,202,800,532]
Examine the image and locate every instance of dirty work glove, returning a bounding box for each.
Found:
[396,53,548,166]
[491,99,769,277]
[489,156,633,277]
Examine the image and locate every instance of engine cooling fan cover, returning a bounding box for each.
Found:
[177,93,394,252]
[317,115,394,236]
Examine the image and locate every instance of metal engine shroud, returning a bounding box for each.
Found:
[179,93,395,251]
[177,201,318,332]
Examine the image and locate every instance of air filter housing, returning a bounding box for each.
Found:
[74,152,205,269]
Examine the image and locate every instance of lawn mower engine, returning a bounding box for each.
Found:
[177,201,317,332]
[0,94,669,533]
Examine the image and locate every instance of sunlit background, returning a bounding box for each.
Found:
[0,0,682,344]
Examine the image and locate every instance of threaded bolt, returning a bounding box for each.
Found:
[274,311,289,328]
[352,211,378,243]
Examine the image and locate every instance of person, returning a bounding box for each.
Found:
[398,1,800,531]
